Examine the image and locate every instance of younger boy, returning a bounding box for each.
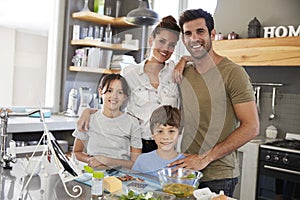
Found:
[132,105,184,177]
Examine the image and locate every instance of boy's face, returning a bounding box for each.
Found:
[152,124,179,152]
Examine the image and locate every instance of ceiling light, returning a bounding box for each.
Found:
[125,0,159,26]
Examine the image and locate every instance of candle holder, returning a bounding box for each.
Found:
[248,17,261,38]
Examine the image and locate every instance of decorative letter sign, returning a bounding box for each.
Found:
[264,25,300,38]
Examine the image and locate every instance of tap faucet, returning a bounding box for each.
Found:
[0,109,16,169]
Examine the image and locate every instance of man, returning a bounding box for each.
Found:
[170,8,259,197]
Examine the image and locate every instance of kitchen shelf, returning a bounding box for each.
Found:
[71,39,138,51]
[69,66,120,74]
[72,11,134,27]
[213,36,300,66]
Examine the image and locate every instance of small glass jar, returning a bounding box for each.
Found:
[91,171,104,200]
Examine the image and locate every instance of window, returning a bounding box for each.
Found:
[0,0,64,112]
[187,0,217,15]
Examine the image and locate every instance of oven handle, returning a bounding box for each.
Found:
[264,165,300,175]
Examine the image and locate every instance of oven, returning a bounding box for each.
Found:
[256,139,300,200]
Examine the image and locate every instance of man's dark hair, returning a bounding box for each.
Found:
[179,8,214,35]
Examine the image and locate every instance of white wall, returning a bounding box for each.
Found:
[0,27,15,106]
[0,26,48,107]
[214,0,300,38]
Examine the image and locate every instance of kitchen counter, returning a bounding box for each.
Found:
[7,114,77,133]
[0,157,195,200]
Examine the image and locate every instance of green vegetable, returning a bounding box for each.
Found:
[118,190,162,200]
[186,173,196,179]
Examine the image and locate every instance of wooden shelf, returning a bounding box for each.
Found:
[71,39,138,51]
[69,66,120,74]
[213,36,300,66]
[72,11,134,27]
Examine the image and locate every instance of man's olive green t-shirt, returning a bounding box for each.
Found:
[180,57,255,182]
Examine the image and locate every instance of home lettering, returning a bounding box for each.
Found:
[264,25,300,38]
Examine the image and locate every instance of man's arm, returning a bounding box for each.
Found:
[169,101,259,170]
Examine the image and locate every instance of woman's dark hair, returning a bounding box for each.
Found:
[151,15,181,39]
[150,105,183,134]
[98,74,129,96]
[179,8,214,35]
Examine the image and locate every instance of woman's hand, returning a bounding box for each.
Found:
[77,108,98,131]
[173,56,193,83]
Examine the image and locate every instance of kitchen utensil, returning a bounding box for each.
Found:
[269,87,276,120]
[255,86,261,114]
[157,168,203,198]
[78,87,93,116]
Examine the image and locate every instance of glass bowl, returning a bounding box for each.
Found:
[106,191,176,200]
[158,168,203,198]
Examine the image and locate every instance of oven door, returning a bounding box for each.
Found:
[256,157,300,200]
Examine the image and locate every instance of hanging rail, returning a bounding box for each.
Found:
[252,82,284,87]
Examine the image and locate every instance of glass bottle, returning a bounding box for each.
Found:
[94,0,104,15]
[91,171,104,200]
[104,24,112,43]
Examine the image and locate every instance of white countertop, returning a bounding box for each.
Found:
[7,114,77,133]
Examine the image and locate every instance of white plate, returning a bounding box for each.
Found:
[193,188,237,200]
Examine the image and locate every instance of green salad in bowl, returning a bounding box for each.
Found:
[117,190,176,200]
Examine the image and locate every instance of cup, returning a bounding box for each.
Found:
[23,158,42,176]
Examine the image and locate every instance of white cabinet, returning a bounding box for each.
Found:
[234,140,262,200]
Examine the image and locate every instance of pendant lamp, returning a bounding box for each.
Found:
[125,0,159,26]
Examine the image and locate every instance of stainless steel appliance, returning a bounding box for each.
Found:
[77,87,92,116]
[65,88,78,117]
[256,134,300,200]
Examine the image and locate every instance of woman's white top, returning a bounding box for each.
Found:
[121,60,180,140]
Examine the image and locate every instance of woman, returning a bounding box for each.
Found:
[77,16,181,153]
[73,74,142,169]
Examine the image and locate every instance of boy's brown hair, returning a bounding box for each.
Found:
[150,105,182,134]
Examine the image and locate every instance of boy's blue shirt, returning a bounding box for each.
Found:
[132,150,185,177]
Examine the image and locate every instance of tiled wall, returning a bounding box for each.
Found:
[245,66,300,138]
[257,92,300,138]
